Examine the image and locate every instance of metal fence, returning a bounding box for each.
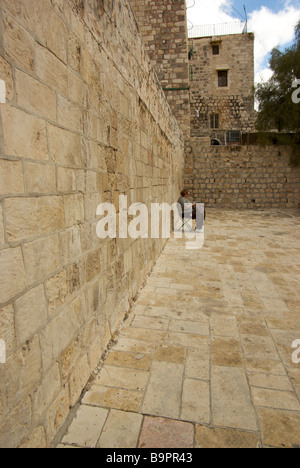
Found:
[188,21,247,38]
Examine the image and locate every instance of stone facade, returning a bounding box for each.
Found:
[189,33,256,140]
[130,0,190,137]
[0,0,184,448]
[185,139,300,209]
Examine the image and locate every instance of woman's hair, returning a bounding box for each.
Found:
[180,189,190,197]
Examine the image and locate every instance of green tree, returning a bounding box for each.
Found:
[255,20,300,132]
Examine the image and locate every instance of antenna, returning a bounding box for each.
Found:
[243,4,248,33]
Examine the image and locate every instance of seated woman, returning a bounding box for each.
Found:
[177,189,205,232]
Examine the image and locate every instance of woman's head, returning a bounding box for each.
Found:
[180,189,190,198]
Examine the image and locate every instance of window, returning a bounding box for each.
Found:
[218,70,228,87]
[228,131,241,142]
[210,114,219,129]
[212,45,219,55]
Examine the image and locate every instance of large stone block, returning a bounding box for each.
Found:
[39,299,84,372]
[22,0,68,63]
[24,162,56,194]
[34,363,61,419]
[15,285,48,343]
[48,123,82,167]
[23,234,61,285]
[5,196,65,242]
[0,247,26,304]
[3,15,34,73]
[57,95,83,133]
[0,159,24,196]
[1,106,48,160]
[5,337,42,408]
[36,43,67,95]
[0,397,32,448]
[16,69,57,121]
[45,269,68,318]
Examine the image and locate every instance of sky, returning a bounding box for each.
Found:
[186,0,300,84]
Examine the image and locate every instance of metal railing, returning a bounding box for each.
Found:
[188,21,247,38]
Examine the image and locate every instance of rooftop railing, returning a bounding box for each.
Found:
[188,21,247,38]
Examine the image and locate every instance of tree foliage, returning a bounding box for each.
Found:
[255,21,300,132]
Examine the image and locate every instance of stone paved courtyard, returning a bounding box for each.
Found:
[56,209,300,448]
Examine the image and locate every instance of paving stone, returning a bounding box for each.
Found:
[248,372,293,391]
[211,337,243,367]
[194,425,260,448]
[82,386,143,412]
[105,350,152,371]
[97,410,143,448]
[95,365,148,391]
[181,378,210,424]
[62,405,108,448]
[142,361,184,419]
[211,365,258,431]
[131,315,169,330]
[185,348,210,381]
[138,416,194,449]
[251,387,300,411]
[257,408,300,448]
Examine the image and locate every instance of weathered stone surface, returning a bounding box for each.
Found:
[62,405,108,448]
[23,234,61,285]
[16,69,57,121]
[257,408,300,448]
[97,410,143,448]
[0,159,24,196]
[211,365,257,430]
[194,425,259,448]
[83,385,143,413]
[1,106,48,160]
[139,417,194,449]
[0,247,26,303]
[3,15,34,73]
[15,285,48,343]
[142,361,184,419]
[181,378,210,424]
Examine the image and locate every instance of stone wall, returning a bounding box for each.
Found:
[184,139,300,209]
[189,33,256,139]
[130,0,190,137]
[0,0,184,447]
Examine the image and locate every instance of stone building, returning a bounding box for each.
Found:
[130,0,190,137]
[189,32,256,142]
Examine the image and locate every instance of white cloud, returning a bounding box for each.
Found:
[248,4,300,81]
[186,0,236,30]
[255,67,274,85]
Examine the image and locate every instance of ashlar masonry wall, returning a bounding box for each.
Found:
[185,139,300,209]
[0,0,184,447]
